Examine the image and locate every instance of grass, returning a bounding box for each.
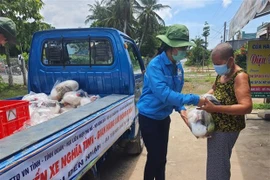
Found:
[0,84,27,100]
[182,75,270,110]
[253,103,270,109]
[182,80,213,95]
[182,73,215,95]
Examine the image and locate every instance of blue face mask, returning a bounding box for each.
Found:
[214,62,231,75]
[172,50,186,63]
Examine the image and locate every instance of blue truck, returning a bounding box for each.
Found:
[0,27,145,180]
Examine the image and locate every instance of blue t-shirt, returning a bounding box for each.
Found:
[137,51,200,120]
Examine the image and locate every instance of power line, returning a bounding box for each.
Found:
[208,1,223,22]
[211,27,222,34]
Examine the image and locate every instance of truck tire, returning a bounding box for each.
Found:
[125,130,144,155]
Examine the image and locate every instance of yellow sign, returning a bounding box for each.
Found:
[247,40,270,98]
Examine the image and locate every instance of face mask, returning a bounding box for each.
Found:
[172,50,186,63]
[214,61,231,75]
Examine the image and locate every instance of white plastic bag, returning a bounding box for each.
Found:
[187,108,215,138]
[187,94,219,138]
[50,80,79,101]
[202,93,221,105]
[80,95,100,106]
[61,91,82,107]
[22,91,49,103]
[28,99,61,126]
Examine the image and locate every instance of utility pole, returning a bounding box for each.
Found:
[223,21,227,42]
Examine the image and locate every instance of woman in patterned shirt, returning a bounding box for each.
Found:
[200,43,252,180]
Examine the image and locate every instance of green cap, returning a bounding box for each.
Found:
[156,24,195,48]
[0,17,17,44]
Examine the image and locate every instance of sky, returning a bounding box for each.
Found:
[40,0,270,49]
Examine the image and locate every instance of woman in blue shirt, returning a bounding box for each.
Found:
[137,24,205,180]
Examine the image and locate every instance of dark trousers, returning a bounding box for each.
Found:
[207,132,240,180]
[139,114,171,180]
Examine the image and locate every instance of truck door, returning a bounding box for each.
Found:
[124,41,145,103]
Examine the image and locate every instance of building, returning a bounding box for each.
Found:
[256,22,270,39]
[227,22,270,50]
[241,31,257,39]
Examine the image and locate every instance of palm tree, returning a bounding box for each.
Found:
[187,36,210,68]
[191,37,205,47]
[105,0,135,35]
[85,0,108,27]
[85,0,137,37]
[135,0,170,50]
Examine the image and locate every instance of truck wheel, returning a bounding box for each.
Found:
[125,130,144,155]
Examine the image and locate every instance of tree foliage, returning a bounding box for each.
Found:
[186,36,210,66]
[0,0,54,86]
[135,0,170,50]
[85,0,169,54]
[234,43,247,70]
[85,0,137,37]
[202,21,210,48]
[0,0,54,51]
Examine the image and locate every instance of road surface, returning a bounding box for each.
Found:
[82,111,270,180]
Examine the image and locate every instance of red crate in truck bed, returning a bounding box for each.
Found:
[0,100,30,139]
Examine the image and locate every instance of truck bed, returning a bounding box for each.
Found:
[0,94,129,161]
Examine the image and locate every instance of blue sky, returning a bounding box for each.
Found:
[41,0,270,49]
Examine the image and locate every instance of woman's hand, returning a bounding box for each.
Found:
[179,110,190,129]
[197,97,206,107]
[198,98,217,113]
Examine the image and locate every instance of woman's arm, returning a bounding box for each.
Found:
[147,63,205,107]
[201,72,253,115]
[207,89,214,94]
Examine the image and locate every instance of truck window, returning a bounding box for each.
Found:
[125,42,141,72]
[42,39,113,66]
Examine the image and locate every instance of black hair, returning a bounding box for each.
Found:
[156,42,172,56]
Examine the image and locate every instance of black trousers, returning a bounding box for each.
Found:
[139,114,171,180]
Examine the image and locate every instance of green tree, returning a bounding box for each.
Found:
[0,0,52,86]
[140,33,160,58]
[135,0,170,50]
[202,21,210,48]
[85,0,169,44]
[202,21,210,69]
[0,0,47,51]
[85,0,108,27]
[234,43,247,70]
[186,36,210,68]
[85,0,137,37]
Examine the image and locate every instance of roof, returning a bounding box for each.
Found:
[229,0,270,40]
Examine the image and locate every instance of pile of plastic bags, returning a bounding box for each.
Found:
[21,80,100,129]
[187,94,220,138]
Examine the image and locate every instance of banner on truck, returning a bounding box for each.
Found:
[0,96,135,180]
[247,40,270,98]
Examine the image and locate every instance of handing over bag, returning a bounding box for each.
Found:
[187,94,220,138]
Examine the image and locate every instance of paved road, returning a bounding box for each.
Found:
[82,111,270,180]
[0,73,26,84]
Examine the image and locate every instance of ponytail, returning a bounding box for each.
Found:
[156,42,171,56]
